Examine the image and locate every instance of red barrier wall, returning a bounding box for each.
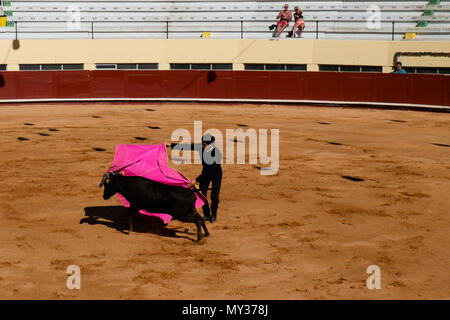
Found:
[0,70,448,106]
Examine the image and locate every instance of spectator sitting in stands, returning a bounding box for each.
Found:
[274,4,292,38]
[393,61,407,73]
[289,6,305,38]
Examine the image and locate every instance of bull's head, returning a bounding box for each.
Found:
[98,161,139,200]
[98,172,119,200]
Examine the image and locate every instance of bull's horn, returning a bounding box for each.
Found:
[98,173,108,188]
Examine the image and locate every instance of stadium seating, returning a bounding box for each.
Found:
[0,1,449,40]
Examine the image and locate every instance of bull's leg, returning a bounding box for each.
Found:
[193,206,209,238]
[194,220,203,242]
[127,206,139,233]
[184,213,206,242]
[182,211,209,241]
[194,211,210,241]
[201,219,210,238]
[180,211,203,241]
[174,201,210,241]
[194,207,209,238]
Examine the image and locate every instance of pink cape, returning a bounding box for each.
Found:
[107,143,207,224]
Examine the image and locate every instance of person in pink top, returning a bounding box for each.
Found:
[274,4,292,37]
[290,6,305,38]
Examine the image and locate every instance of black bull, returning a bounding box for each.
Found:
[99,172,209,241]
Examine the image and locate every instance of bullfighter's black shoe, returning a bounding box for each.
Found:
[210,206,217,223]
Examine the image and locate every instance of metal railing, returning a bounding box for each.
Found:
[3,19,447,41]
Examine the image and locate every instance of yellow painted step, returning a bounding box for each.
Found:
[404,32,416,39]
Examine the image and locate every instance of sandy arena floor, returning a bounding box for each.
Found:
[0,102,449,299]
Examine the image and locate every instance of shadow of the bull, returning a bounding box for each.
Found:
[80,206,195,241]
